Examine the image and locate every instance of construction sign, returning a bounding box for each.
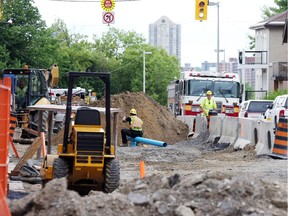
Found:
[101,0,115,12]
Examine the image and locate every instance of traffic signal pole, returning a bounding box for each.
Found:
[209,1,220,72]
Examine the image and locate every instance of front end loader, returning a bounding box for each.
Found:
[41,72,120,195]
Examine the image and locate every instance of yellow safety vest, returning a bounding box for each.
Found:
[130,116,143,131]
[16,86,27,97]
[200,98,217,116]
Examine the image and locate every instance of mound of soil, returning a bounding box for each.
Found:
[52,92,188,146]
[94,91,189,145]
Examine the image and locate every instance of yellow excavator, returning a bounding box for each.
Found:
[41,72,120,195]
[0,64,59,139]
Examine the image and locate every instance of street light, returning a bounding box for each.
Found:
[214,49,225,71]
[143,51,152,93]
[209,1,220,72]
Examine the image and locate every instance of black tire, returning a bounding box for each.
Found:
[31,110,48,132]
[53,158,69,179]
[53,121,64,134]
[103,159,120,193]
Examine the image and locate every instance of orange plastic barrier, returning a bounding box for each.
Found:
[0,186,11,216]
[0,77,11,197]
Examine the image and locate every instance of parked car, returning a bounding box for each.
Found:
[239,100,273,119]
[264,94,288,128]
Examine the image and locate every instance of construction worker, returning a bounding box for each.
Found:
[16,79,28,108]
[16,79,27,97]
[121,108,143,147]
[200,90,217,117]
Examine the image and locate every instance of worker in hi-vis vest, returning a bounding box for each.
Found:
[121,108,143,147]
[200,90,217,116]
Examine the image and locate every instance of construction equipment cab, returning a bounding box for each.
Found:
[1,64,59,138]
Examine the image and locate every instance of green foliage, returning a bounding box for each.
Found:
[262,0,288,19]
[0,2,181,106]
[264,89,288,100]
[249,1,287,51]
[1,0,51,67]
[248,35,255,50]
[245,82,255,100]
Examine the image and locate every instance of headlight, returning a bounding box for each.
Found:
[191,106,200,112]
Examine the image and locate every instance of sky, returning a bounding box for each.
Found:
[33,0,275,67]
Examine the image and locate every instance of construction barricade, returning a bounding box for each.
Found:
[193,116,207,138]
[255,120,275,156]
[269,117,288,159]
[0,77,12,215]
[176,116,196,137]
[217,116,239,146]
[234,118,259,150]
[207,115,225,143]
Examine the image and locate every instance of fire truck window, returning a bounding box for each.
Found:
[214,81,239,98]
[188,80,212,96]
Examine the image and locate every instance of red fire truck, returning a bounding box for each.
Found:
[168,70,242,117]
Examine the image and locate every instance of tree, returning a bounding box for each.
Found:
[1,2,181,106]
[249,0,287,50]
[262,0,288,19]
[0,0,60,68]
[92,27,145,59]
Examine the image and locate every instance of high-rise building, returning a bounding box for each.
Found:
[149,16,181,61]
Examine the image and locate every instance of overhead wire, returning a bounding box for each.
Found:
[110,53,142,73]
[0,34,41,66]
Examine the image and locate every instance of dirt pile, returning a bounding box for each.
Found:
[94,91,189,145]
[52,92,188,146]
[9,173,287,216]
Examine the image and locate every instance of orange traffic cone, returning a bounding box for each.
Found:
[270,117,288,159]
[139,161,145,178]
[0,186,11,216]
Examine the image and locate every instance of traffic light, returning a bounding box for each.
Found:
[195,0,208,21]
[238,51,243,64]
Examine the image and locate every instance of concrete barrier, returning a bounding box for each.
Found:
[176,116,196,136]
[193,116,207,138]
[234,118,258,150]
[217,117,239,146]
[255,120,275,155]
[178,115,276,156]
[207,115,225,143]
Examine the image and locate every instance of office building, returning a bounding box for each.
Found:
[149,16,181,61]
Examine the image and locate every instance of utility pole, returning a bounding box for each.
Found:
[143,51,152,93]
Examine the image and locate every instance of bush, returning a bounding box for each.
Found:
[264,89,288,100]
